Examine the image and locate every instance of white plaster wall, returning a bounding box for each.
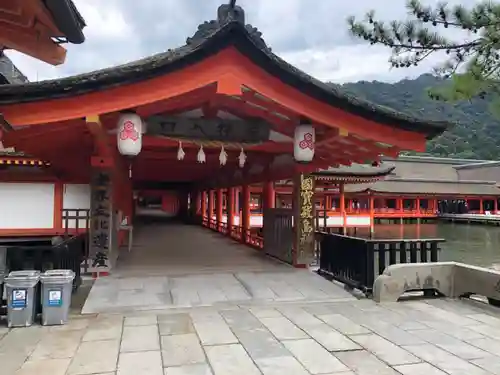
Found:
[345,215,371,227]
[63,184,91,229]
[0,183,55,229]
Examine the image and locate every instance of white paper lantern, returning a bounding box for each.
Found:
[117,113,143,156]
[294,124,315,163]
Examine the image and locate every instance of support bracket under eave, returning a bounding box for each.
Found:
[85,114,114,160]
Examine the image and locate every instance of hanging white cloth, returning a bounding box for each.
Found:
[219,145,228,165]
[238,147,246,168]
[177,141,185,160]
[197,145,206,163]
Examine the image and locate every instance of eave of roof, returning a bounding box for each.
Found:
[0,16,449,140]
[313,163,395,177]
[454,161,500,170]
[44,0,86,44]
[345,178,500,196]
[383,155,492,165]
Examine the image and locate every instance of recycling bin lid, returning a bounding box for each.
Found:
[5,270,40,285]
[7,270,41,278]
[42,269,75,277]
[40,269,75,283]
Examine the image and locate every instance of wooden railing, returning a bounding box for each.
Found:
[202,216,264,249]
[62,209,91,235]
[316,232,445,294]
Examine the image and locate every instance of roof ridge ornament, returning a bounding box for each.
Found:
[186,1,269,51]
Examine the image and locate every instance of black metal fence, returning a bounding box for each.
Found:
[6,234,86,291]
[317,232,445,294]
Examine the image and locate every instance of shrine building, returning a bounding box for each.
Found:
[0,3,450,272]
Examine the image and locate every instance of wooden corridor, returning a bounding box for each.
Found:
[82,218,354,314]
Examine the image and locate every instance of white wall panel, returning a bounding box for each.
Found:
[63,184,91,229]
[0,183,55,229]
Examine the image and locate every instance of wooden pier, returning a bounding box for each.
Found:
[439,213,500,226]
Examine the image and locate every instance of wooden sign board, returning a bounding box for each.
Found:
[146,115,271,143]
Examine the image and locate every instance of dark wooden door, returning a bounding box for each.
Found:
[263,208,294,264]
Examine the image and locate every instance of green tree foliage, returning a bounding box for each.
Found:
[347,0,500,103]
[334,74,500,160]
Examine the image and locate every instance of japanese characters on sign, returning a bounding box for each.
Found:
[146,115,271,143]
[90,170,113,268]
[297,174,315,262]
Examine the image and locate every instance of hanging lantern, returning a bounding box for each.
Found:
[219,145,228,166]
[177,141,185,161]
[197,145,206,163]
[238,147,246,168]
[117,112,143,157]
[294,122,315,163]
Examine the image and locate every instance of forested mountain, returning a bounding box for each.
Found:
[337,74,500,160]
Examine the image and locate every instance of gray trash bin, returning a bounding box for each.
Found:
[5,270,40,327]
[40,270,75,326]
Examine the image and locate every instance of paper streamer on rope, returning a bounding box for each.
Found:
[219,145,228,165]
[177,141,185,160]
[197,145,206,163]
[238,147,246,168]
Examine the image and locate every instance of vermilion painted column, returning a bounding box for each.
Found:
[195,191,201,215]
[495,199,498,214]
[339,183,346,234]
[397,198,403,212]
[263,181,275,210]
[227,187,235,236]
[369,195,375,237]
[416,198,421,214]
[201,191,207,223]
[216,189,223,232]
[480,199,484,214]
[242,184,250,243]
[208,190,214,227]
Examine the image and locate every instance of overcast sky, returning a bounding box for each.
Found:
[7,0,480,84]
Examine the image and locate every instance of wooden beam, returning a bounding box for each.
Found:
[215,95,295,138]
[241,91,300,122]
[85,115,113,157]
[135,85,217,118]
[0,9,33,28]
[0,22,66,65]
[25,0,63,34]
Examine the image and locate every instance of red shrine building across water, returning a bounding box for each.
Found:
[0,3,451,271]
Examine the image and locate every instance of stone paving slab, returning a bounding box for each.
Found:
[82,271,355,314]
[2,298,500,374]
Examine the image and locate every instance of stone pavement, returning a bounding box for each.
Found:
[82,222,356,314]
[3,297,500,375]
[82,271,356,314]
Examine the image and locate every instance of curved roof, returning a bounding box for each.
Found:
[314,163,395,178]
[0,5,449,140]
[346,179,500,196]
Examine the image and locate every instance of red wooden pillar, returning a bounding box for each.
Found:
[416,198,421,214]
[339,183,346,234]
[480,199,484,214]
[216,189,223,232]
[242,184,250,243]
[369,195,375,236]
[227,187,235,237]
[195,191,201,215]
[397,198,403,212]
[233,187,239,215]
[263,181,275,210]
[208,190,214,227]
[494,198,498,214]
[201,191,207,222]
